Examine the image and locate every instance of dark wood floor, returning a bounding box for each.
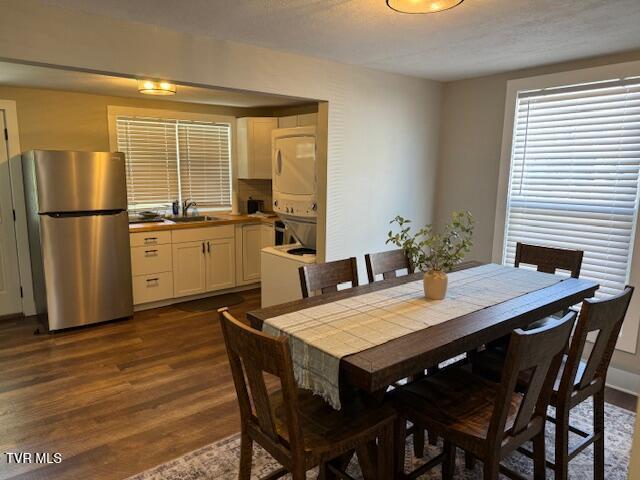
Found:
[0,289,637,480]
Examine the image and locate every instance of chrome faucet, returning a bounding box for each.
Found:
[182,199,197,217]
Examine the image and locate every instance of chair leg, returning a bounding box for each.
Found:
[533,430,546,480]
[554,407,570,480]
[394,418,408,477]
[594,390,606,480]
[413,426,425,457]
[464,451,476,470]
[442,441,456,480]
[428,430,438,446]
[377,424,394,480]
[239,430,253,480]
[483,458,499,480]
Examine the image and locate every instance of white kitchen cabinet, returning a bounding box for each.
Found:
[132,272,173,305]
[237,117,278,179]
[205,237,236,291]
[277,113,317,128]
[239,223,275,284]
[172,240,207,297]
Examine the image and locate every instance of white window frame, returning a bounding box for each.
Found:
[107,105,237,212]
[492,60,640,355]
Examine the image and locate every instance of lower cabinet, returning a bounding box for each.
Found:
[172,227,236,298]
[239,223,275,284]
[172,240,207,297]
[132,272,174,304]
[205,238,236,291]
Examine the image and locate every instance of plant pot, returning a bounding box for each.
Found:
[423,270,448,300]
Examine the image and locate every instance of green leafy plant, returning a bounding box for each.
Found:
[386,211,474,273]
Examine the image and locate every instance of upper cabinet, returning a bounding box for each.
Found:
[237,117,278,179]
[277,113,317,128]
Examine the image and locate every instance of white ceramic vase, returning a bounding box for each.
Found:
[423,270,448,300]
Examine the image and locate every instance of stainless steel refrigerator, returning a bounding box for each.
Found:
[22,150,133,331]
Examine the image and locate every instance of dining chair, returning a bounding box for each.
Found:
[472,286,634,480]
[365,249,414,283]
[515,242,583,278]
[298,257,359,298]
[218,307,396,480]
[391,311,576,480]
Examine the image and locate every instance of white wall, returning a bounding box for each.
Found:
[0,0,442,283]
[435,51,640,380]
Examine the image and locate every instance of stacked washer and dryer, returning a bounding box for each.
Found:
[261,126,318,307]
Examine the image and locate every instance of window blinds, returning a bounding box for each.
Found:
[116,116,232,210]
[178,122,232,208]
[116,117,179,208]
[504,79,640,297]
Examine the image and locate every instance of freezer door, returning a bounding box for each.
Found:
[31,150,127,213]
[40,211,133,330]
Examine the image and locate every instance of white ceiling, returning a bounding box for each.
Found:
[0,61,310,107]
[38,0,640,81]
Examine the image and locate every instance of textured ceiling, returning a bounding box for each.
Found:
[39,0,640,81]
[0,62,308,107]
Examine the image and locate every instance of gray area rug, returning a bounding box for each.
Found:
[128,401,634,479]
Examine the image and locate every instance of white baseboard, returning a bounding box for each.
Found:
[606,366,640,396]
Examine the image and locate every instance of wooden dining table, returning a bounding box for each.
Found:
[247,261,599,401]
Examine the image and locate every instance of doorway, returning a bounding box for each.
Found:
[0,110,22,316]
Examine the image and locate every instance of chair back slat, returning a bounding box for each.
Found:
[490,312,576,438]
[218,308,304,452]
[559,287,634,394]
[365,249,414,283]
[515,242,583,278]
[299,257,359,298]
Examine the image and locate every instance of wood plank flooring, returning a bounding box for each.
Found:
[0,289,637,480]
[0,290,261,480]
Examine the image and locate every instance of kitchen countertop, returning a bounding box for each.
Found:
[129,212,278,233]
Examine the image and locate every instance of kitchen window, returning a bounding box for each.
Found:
[493,63,640,354]
[112,110,232,211]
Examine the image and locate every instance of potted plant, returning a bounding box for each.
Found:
[387,211,474,299]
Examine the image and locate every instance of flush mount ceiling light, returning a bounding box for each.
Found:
[386,0,464,13]
[137,79,177,95]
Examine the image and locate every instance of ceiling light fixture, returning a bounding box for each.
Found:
[137,79,177,95]
[386,0,464,14]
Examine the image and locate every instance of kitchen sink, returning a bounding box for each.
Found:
[171,215,222,223]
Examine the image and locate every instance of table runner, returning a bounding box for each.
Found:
[262,263,562,409]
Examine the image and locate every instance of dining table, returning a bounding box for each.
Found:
[247,261,599,402]
[247,261,599,479]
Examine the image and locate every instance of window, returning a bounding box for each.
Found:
[116,115,232,210]
[503,78,640,300]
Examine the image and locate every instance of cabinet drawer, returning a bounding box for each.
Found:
[171,225,234,244]
[132,272,173,305]
[131,244,172,276]
[130,230,172,247]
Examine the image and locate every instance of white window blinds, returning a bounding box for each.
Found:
[117,117,179,208]
[116,116,232,210]
[503,79,640,298]
[178,122,232,208]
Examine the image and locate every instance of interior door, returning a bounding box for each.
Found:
[206,237,236,291]
[0,113,22,316]
[172,240,206,297]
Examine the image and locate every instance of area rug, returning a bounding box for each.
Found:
[174,293,244,312]
[127,401,634,479]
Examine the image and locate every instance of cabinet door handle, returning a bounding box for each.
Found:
[144,237,158,244]
[144,249,158,255]
[207,241,211,253]
[202,242,205,254]
[146,278,159,284]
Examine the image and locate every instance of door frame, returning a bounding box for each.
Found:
[0,99,35,315]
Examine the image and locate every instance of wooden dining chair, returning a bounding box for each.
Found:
[365,249,414,283]
[473,286,634,480]
[515,242,583,278]
[218,307,396,480]
[299,257,359,298]
[392,311,576,480]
